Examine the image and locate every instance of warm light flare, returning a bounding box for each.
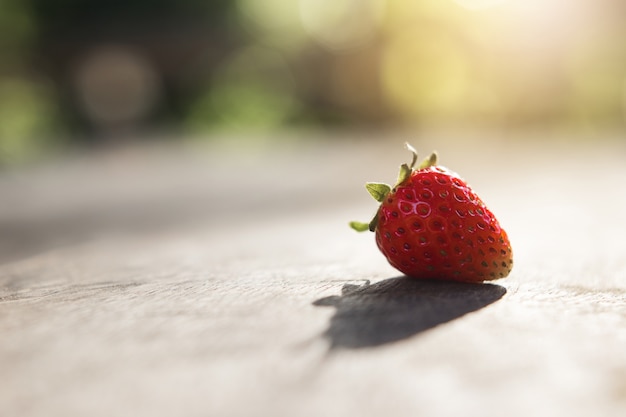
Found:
[454,0,507,10]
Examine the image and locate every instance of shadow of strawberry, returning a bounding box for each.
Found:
[313,277,506,349]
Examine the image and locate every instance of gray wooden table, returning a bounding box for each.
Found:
[2,132,625,416]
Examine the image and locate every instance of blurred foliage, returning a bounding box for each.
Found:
[0,78,62,163]
[185,46,302,132]
[1,0,626,163]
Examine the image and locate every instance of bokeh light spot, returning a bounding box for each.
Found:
[381,30,472,121]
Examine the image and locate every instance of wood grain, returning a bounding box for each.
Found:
[1,134,625,417]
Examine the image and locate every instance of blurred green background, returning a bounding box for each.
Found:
[1,0,625,163]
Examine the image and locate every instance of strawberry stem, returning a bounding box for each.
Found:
[405,142,419,169]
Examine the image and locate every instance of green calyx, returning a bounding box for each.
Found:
[348,221,370,232]
[419,151,438,170]
[365,183,391,202]
[349,143,438,233]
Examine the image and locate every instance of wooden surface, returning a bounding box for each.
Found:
[1,132,626,417]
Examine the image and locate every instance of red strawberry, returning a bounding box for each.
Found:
[350,144,513,283]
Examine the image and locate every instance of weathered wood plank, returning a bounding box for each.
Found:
[1,134,625,417]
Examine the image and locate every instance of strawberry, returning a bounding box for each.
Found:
[350,144,513,283]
